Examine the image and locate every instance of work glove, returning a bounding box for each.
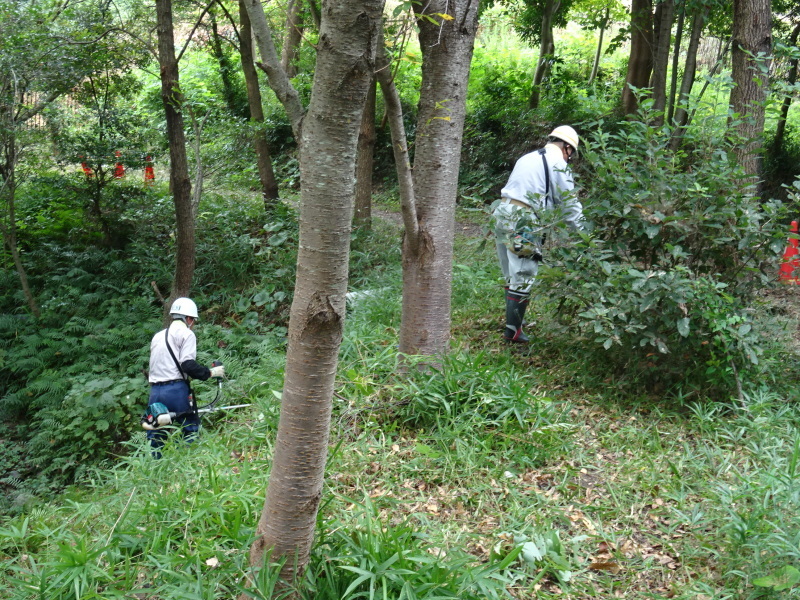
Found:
[209,365,225,378]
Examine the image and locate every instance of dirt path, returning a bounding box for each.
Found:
[372,208,486,239]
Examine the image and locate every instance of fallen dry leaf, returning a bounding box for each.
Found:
[589,561,622,574]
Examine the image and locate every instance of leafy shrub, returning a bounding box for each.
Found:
[536,112,789,396]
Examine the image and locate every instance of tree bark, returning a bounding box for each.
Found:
[281,0,303,78]
[398,0,479,358]
[730,0,772,187]
[530,0,560,109]
[209,7,245,118]
[773,22,800,151]
[244,0,305,141]
[239,0,280,207]
[666,4,685,124]
[0,140,40,318]
[354,77,376,229]
[589,6,609,85]
[622,0,653,115]
[156,0,195,312]
[650,0,674,122]
[242,0,382,590]
[669,5,706,149]
[375,35,419,250]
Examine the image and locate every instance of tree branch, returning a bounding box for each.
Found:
[244,0,305,140]
[375,30,419,249]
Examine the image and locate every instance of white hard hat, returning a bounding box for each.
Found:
[169,297,198,319]
[549,125,579,150]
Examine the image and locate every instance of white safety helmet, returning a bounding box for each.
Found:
[169,297,199,320]
[549,125,580,151]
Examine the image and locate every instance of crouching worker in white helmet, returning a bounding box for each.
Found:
[146,297,225,457]
[492,125,584,343]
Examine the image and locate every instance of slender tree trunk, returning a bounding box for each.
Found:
[530,0,559,109]
[239,0,280,207]
[730,0,772,187]
[281,0,303,78]
[667,4,685,124]
[622,0,654,115]
[0,151,39,318]
[354,77,376,229]
[241,0,382,590]
[398,0,479,358]
[375,33,419,250]
[669,6,705,149]
[773,22,800,151]
[209,7,245,118]
[589,7,609,85]
[650,0,675,122]
[156,0,195,309]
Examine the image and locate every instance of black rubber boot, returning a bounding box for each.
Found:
[503,289,530,343]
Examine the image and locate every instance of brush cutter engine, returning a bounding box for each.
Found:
[141,402,175,431]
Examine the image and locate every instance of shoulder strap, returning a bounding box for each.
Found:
[538,148,553,206]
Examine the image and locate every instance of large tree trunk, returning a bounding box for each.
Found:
[650,0,675,122]
[398,0,479,358]
[242,0,381,590]
[281,0,303,78]
[730,0,772,187]
[354,77,376,229]
[773,22,800,152]
[239,0,280,208]
[156,0,195,309]
[669,5,706,149]
[666,5,685,124]
[529,0,560,109]
[622,0,653,115]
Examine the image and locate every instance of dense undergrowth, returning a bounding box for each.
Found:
[2,17,800,598]
[1,227,799,598]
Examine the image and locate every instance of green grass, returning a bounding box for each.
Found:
[2,224,799,599]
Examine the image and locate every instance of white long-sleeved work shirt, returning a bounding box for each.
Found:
[500,143,584,230]
[148,320,197,383]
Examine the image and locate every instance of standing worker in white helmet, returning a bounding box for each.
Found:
[146,297,225,456]
[492,125,584,343]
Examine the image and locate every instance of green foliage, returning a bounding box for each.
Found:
[305,496,516,600]
[537,112,788,396]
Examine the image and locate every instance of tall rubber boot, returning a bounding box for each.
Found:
[503,289,530,343]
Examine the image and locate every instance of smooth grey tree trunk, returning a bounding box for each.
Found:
[730,0,772,186]
[241,0,382,591]
[156,0,195,314]
[398,0,480,358]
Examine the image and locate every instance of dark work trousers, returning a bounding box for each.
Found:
[147,380,200,458]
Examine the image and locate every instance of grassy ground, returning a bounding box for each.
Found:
[1,217,799,599]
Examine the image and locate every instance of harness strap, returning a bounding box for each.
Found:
[538,148,552,208]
